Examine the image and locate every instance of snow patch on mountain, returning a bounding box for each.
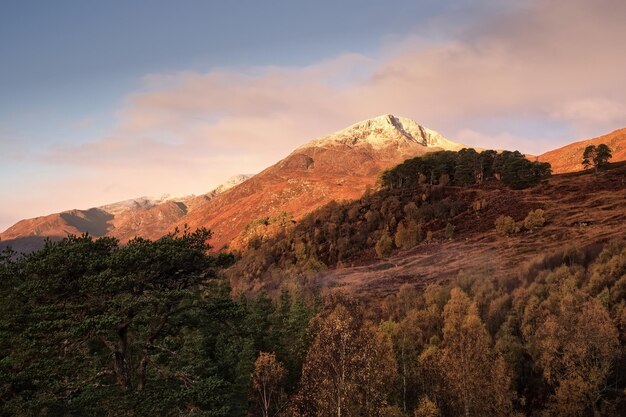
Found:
[299,114,464,151]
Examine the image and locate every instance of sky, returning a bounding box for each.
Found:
[1,0,626,231]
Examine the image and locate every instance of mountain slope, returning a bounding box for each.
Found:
[538,127,626,173]
[171,115,464,249]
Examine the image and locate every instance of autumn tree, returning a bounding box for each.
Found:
[293,304,397,416]
[376,231,394,258]
[383,310,425,413]
[495,215,519,236]
[252,352,287,417]
[523,209,546,231]
[413,396,440,417]
[395,221,421,250]
[437,288,515,417]
[524,291,620,416]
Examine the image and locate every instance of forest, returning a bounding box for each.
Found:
[2,150,625,416]
[2,229,626,416]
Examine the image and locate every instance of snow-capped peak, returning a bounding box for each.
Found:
[299,114,464,151]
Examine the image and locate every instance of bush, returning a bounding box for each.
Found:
[375,232,394,258]
[395,220,421,249]
[524,209,546,230]
[495,216,519,236]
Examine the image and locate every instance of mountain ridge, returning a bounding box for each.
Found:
[0,173,252,252]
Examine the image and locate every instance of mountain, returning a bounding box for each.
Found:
[538,127,626,173]
[298,114,464,151]
[0,174,251,253]
[0,115,461,252]
[170,115,464,249]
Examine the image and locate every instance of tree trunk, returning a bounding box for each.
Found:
[136,355,148,391]
[115,323,132,391]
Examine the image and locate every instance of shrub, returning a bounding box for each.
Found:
[524,209,546,230]
[395,221,420,249]
[375,232,394,258]
[495,216,519,236]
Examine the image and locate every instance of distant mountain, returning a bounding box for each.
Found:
[538,128,626,173]
[0,174,252,253]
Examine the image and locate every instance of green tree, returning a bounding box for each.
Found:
[582,144,612,172]
[0,229,249,416]
[454,148,480,186]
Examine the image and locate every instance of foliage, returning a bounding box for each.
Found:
[523,209,546,230]
[251,352,286,417]
[582,144,613,172]
[3,233,626,416]
[395,221,421,250]
[376,232,395,258]
[380,149,551,190]
[292,304,397,416]
[495,215,520,236]
[0,230,314,417]
[413,396,440,417]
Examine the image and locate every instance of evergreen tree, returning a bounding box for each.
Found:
[582,144,612,172]
[0,229,252,416]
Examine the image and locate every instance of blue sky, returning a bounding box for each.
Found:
[1,0,626,230]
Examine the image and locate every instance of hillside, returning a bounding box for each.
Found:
[4,117,626,254]
[538,127,626,173]
[230,160,626,296]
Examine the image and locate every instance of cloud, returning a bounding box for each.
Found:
[4,0,626,231]
[59,0,625,163]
